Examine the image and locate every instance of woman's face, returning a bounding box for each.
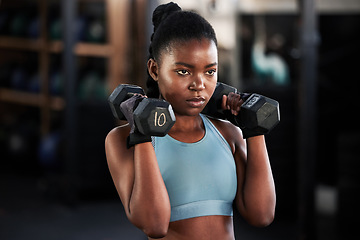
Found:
[148,38,218,116]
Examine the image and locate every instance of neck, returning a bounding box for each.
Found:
[170,114,204,133]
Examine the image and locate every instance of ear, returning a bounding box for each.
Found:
[147,58,159,81]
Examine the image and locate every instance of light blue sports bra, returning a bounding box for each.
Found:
[153,114,237,222]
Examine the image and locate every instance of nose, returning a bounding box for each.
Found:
[189,75,205,91]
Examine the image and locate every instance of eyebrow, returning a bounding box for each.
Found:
[175,62,217,69]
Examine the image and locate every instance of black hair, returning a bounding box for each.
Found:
[146,2,218,98]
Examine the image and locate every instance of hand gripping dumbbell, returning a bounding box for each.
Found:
[108,84,176,136]
[202,82,280,136]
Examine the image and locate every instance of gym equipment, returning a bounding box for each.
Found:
[108,84,176,137]
[27,16,39,39]
[202,82,280,135]
[85,18,105,43]
[10,66,28,90]
[76,16,88,41]
[9,12,29,37]
[48,15,88,41]
[49,17,61,40]
[77,70,108,101]
[28,73,40,93]
[49,69,63,95]
[38,131,62,170]
[251,16,290,85]
[108,84,145,120]
[133,98,176,136]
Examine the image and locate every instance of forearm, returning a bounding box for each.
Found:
[239,135,276,226]
[129,142,171,234]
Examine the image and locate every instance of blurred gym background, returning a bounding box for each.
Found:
[0,0,359,239]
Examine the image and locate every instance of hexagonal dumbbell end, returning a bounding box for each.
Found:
[238,94,280,134]
[133,98,176,137]
[108,84,145,120]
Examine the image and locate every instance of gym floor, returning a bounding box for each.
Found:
[0,174,146,240]
[0,174,301,240]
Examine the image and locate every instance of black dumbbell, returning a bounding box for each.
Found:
[108,84,176,137]
[202,82,280,135]
[108,84,145,120]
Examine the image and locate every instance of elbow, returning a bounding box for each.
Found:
[142,221,169,239]
[129,211,170,238]
[127,199,171,238]
[247,210,275,228]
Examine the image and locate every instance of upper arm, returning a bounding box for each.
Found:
[105,125,134,216]
[232,131,247,213]
[210,119,247,212]
[215,121,275,225]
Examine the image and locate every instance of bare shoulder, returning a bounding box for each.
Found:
[208,117,245,154]
[105,124,132,164]
[105,123,131,147]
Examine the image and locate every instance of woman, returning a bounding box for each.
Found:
[105,2,276,239]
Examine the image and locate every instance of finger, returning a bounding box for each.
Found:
[226,93,234,113]
[222,95,229,110]
[228,92,243,115]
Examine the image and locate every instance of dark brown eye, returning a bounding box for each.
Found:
[206,69,217,76]
[176,69,190,76]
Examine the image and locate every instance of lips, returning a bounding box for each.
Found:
[186,96,206,108]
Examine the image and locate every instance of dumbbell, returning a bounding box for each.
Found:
[202,82,280,135]
[108,84,176,136]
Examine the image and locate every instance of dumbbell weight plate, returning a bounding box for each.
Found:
[133,98,176,137]
[108,84,145,120]
[238,94,280,134]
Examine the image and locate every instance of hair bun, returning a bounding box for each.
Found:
[152,2,181,33]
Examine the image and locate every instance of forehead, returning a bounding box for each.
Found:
[160,38,218,65]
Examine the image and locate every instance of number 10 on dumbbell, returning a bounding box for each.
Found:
[108,84,176,137]
[133,98,176,136]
